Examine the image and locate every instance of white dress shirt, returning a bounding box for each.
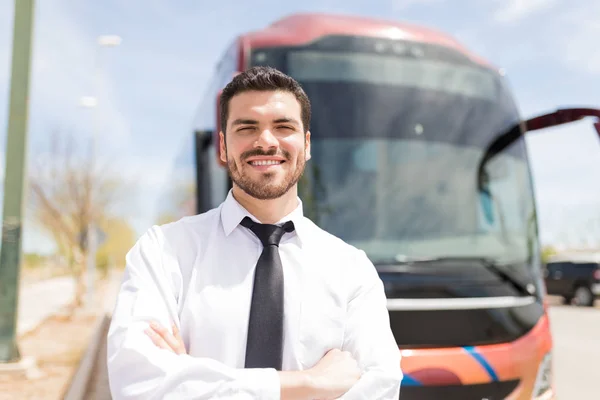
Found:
[107,190,402,399]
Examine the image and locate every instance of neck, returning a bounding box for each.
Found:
[232,185,299,224]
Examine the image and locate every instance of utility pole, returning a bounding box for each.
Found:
[0,0,36,363]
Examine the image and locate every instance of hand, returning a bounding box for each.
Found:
[307,349,361,400]
[144,321,186,355]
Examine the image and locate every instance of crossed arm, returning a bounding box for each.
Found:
[144,322,366,400]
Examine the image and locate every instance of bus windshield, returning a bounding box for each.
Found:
[251,37,538,266]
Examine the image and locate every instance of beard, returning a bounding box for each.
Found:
[226,146,306,200]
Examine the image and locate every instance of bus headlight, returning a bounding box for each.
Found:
[531,352,553,399]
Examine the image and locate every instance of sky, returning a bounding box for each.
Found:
[0,0,599,254]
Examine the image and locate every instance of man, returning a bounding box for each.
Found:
[107,66,402,399]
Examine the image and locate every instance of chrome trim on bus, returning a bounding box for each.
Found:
[386,296,537,310]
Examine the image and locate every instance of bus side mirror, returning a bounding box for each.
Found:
[478,107,600,179]
[194,130,213,214]
[524,107,600,134]
[476,107,600,215]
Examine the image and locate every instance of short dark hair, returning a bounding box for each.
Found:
[219,66,311,134]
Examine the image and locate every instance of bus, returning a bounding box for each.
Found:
[155,13,600,400]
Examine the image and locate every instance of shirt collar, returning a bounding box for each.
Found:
[220,189,307,246]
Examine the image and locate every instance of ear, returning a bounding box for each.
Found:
[219,131,227,164]
[304,131,311,161]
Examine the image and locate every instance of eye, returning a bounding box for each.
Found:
[277,126,294,131]
[237,126,255,132]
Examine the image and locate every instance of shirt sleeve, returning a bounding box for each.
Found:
[106,225,281,400]
[339,249,403,399]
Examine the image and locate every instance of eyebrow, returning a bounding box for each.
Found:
[231,118,259,127]
[273,117,300,126]
[231,117,301,127]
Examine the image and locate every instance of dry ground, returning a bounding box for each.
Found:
[0,277,112,400]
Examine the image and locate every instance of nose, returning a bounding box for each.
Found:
[255,128,278,149]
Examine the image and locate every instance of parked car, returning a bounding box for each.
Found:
[543,255,600,306]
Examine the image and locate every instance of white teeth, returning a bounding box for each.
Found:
[251,160,282,166]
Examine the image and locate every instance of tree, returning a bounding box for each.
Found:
[28,129,131,312]
[541,245,558,264]
[96,216,136,277]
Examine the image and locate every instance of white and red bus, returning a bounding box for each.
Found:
[157,13,600,400]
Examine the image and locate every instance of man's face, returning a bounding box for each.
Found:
[220,90,311,200]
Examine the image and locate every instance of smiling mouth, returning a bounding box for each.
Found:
[248,160,285,166]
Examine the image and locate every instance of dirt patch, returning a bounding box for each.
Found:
[0,312,98,400]
[0,275,117,400]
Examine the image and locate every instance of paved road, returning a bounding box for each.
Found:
[548,303,600,399]
[17,276,74,336]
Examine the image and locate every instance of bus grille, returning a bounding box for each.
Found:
[399,380,520,400]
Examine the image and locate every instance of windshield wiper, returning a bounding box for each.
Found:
[389,255,536,297]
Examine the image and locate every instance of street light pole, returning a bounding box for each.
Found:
[0,0,36,363]
[81,35,121,308]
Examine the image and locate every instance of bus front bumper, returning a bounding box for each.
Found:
[398,312,555,400]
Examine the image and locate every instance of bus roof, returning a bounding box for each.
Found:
[240,13,494,68]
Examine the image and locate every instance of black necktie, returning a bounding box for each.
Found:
[240,216,295,370]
